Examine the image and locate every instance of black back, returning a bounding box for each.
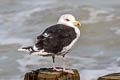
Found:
[35,24,77,53]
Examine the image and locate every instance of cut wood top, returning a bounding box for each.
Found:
[24,68,80,80]
[98,73,120,80]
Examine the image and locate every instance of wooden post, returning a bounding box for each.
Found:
[24,68,80,80]
[98,73,120,80]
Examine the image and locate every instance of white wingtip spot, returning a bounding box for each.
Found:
[43,33,49,37]
[18,48,29,52]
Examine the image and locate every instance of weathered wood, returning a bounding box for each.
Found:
[24,68,80,80]
[98,73,120,80]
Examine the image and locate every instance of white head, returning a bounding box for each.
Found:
[57,14,81,27]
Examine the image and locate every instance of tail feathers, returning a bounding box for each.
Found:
[18,46,35,53]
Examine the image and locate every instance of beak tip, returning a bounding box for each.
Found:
[74,21,81,27]
[77,22,81,26]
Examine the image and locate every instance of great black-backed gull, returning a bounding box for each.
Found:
[18,14,81,74]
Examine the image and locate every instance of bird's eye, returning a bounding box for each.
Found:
[65,19,70,21]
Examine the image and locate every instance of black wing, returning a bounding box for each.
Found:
[35,24,76,53]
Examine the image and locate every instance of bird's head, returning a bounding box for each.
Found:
[57,14,81,27]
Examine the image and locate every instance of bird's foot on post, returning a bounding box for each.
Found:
[53,68,63,71]
[53,67,62,71]
[63,69,74,74]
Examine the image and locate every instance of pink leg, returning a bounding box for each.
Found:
[62,56,74,74]
[52,56,62,71]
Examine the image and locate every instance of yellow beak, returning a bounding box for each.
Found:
[74,21,81,26]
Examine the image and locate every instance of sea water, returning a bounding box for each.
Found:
[0,0,120,80]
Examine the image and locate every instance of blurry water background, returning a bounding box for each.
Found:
[0,0,120,80]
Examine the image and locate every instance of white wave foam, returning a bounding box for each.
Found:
[110,27,120,35]
[81,7,115,24]
[115,30,120,35]
[10,4,56,23]
[81,69,109,80]
[14,7,44,20]
[92,51,104,57]
[80,64,120,80]
[106,14,114,21]
[0,5,55,33]
[5,7,46,27]
[0,75,22,80]
[16,55,48,72]
[116,57,120,62]
[0,37,33,45]
[0,56,8,60]
[107,64,120,71]
[80,69,118,80]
